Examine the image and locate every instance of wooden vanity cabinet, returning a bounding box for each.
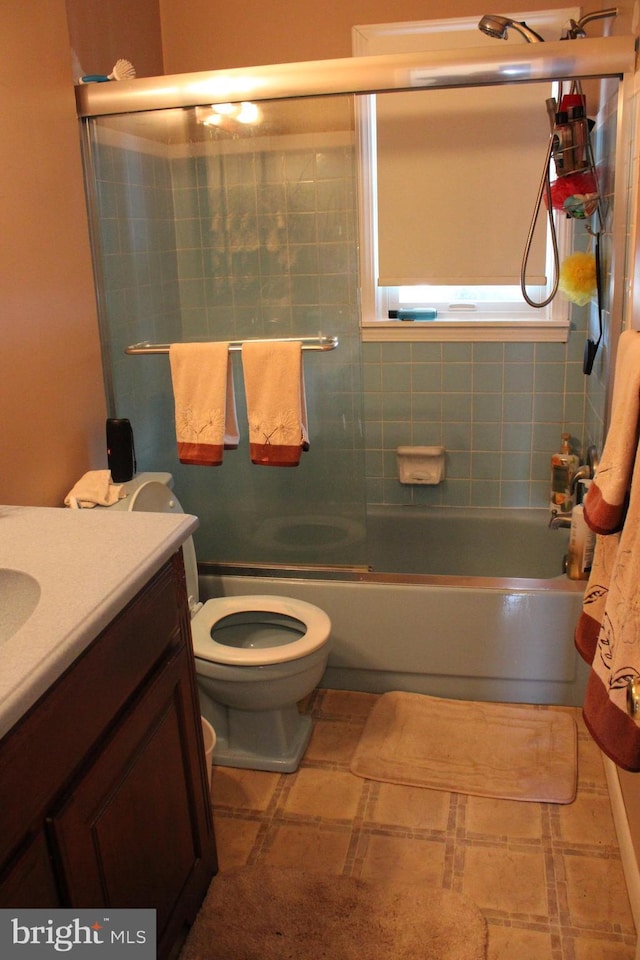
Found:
[0,551,217,960]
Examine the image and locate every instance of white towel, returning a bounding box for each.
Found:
[64,470,125,508]
[576,330,640,662]
[575,329,640,770]
[583,330,640,534]
[579,438,640,770]
[241,341,309,467]
[169,342,239,466]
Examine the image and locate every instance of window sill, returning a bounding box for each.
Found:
[361,319,571,343]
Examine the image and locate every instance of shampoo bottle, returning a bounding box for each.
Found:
[550,433,579,514]
[567,482,596,580]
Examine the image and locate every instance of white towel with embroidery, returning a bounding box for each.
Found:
[241,341,309,466]
[64,470,125,508]
[580,437,640,770]
[576,329,640,770]
[169,342,239,466]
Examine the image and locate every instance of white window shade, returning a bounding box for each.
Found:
[354,9,579,289]
[376,81,551,286]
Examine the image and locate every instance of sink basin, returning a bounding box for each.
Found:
[0,569,41,643]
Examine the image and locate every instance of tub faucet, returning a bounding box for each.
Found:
[549,514,572,529]
[570,464,591,493]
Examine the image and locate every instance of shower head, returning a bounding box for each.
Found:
[478,15,545,43]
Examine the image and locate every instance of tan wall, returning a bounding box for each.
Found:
[65,0,164,80]
[158,0,596,72]
[0,0,108,506]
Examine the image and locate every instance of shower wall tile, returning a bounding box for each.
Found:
[365,313,591,507]
[472,423,501,451]
[412,393,442,422]
[503,363,533,393]
[503,422,532,451]
[474,362,502,392]
[95,129,594,513]
[442,422,471,450]
[470,480,499,507]
[472,394,501,421]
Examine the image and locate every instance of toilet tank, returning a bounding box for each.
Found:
[104,472,176,509]
[97,472,201,615]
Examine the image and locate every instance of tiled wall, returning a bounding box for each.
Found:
[170,146,359,343]
[93,130,182,468]
[363,332,589,509]
[91,108,595,523]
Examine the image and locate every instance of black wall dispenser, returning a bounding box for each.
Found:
[583,232,603,376]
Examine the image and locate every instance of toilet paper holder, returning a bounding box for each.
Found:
[397,446,446,485]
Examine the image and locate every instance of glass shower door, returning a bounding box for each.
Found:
[83,94,368,568]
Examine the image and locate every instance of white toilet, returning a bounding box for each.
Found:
[116,473,332,772]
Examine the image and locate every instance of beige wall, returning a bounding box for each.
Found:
[65,0,164,79]
[158,0,604,72]
[0,0,108,506]
[0,0,165,508]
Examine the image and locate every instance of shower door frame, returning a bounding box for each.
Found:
[75,37,634,117]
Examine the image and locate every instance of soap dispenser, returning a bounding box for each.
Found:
[550,433,579,514]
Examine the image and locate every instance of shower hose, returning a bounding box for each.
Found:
[520,135,559,308]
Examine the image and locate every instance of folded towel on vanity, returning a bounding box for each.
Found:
[575,329,640,770]
[583,330,640,534]
[241,340,309,467]
[64,469,125,508]
[169,342,239,466]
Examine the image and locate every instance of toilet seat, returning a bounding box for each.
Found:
[127,480,331,667]
[191,596,331,667]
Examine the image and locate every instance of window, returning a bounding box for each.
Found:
[353,10,577,341]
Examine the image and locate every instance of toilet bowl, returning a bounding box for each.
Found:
[120,474,331,772]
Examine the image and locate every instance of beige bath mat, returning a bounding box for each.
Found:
[350,692,577,804]
[179,865,487,960]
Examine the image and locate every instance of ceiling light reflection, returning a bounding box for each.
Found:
[196,101,262,129]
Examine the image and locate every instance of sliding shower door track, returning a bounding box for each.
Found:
[198,561,373,579]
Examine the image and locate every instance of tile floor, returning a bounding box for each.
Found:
[208,689,637,960]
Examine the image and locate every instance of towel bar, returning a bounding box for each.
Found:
[125,335,338,355]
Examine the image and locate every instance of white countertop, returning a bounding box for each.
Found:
[0,503,199,740]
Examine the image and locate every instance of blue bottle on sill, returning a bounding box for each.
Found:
[388,308,438,320]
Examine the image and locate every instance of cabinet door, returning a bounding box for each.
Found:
[48,645,216,958]
[0,830,61,907]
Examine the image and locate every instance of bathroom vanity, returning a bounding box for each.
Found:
[0,506,217,960]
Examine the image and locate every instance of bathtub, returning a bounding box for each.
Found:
[198,507,589,706]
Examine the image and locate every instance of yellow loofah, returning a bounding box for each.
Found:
[558,251,597,306]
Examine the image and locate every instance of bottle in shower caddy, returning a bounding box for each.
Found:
[552,93,590,178]
[550,433,579,514]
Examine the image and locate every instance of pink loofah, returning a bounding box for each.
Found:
[548,171,598,211]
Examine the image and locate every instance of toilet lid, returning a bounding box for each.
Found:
[127,480,200,613]
[191,595,331,666]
